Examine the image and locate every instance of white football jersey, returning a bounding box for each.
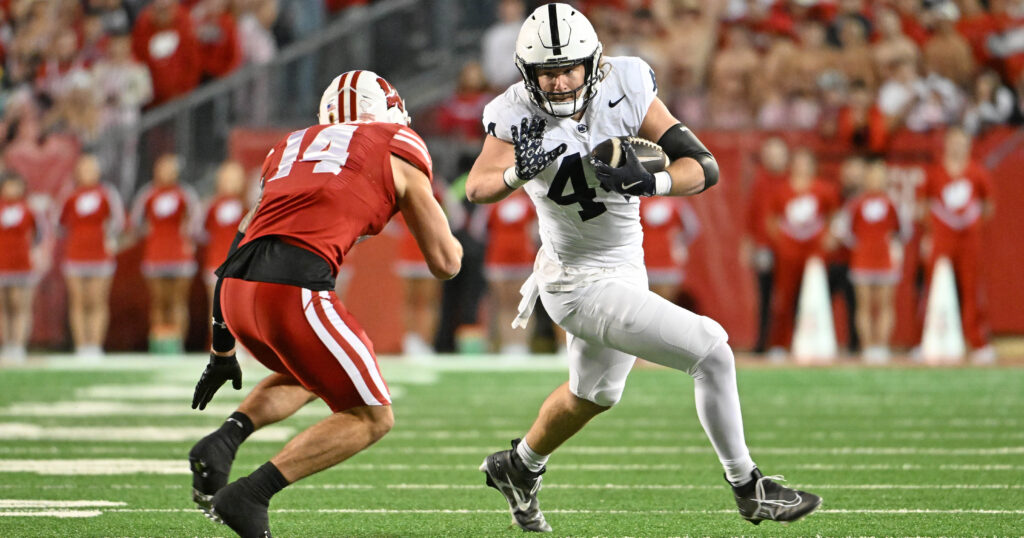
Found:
[482,56,659,267]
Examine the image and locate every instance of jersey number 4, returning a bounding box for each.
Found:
[546,153,607,221]
[267,124,357,182]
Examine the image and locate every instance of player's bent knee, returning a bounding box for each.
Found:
[690,340,736,380]
[347,405,394,442]
[572,385,622,409]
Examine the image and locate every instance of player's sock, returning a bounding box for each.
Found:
[690,341,757,485]
[514,438,549,472]
[218,412,255,452]
[247,462,290,501]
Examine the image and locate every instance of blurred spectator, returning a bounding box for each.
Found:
[130,153,199,354]
[87,0,132,36]
[708,25,757,128]
[77,11,111,67]
[872,6,921,82]
[0,175,45,363]
[91,31,153,191]
[604,8,669,77]
[792,21,837,98]
[831,79,888,154]
[237,0,278,65]
[437,61,492,142]
[34,31,87,101]
[640,197,700,303]
[826,1,872,47]
[481,0,524,89]
[962,69,1015,134]
[892,0,931,46]
[954,0,1000,68]
[58,154,124,358]
[838,158,903,363]
[395,216,440,354]
[766,148,840,354]
[2,96,81,198]
[836,14,877,91]
[878,59,963,133]
[918,127,995,363]
[985,0,1024,83]
[45,71,105,150]
[191,0,242,81]
[201,160,246,306]
[744,136,789,353]
[132,0,201,106]
[828,154,865,354]
[475,189,536,355]
[924,6,977,89]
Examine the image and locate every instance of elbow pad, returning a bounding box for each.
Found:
[657,123,719,192]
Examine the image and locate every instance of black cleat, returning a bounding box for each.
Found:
[210,478,272,538]
[479,438,551,532]
[730,468,822,525]
[189,432,236,518]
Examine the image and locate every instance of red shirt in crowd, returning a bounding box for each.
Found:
[836,104,888,154]
[203,194,246,272]
[193,9,241,79]
[0,199,42,273]
[245,122,432,277]
[59,183,124,263]
[640,197,700,269]
[131,183,200,265]
[770,179,841,253]
[132,4,201,105]
[920,160,993,235]
[745,167,787,248]
[482,190,536,269]
[437,91,492,142]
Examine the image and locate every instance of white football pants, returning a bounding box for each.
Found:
[538,268,755,484]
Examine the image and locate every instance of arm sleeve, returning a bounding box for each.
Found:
[211,230,245,353]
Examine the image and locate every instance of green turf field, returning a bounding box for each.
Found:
[0,356,1022,537]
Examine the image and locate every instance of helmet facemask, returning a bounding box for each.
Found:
[517,50,602,118]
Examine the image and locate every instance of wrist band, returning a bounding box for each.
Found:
[503,167,528,190]
[653,171,672,196]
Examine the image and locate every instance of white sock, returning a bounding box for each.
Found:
[690,341,757,485]
[515,439,549,472]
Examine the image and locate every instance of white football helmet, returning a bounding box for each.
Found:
[515,3,603,118]
[318,70,410,126]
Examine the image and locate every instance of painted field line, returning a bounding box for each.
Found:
[101,507,1024,516]
[0,500,125,508]
[367,445,1024,456]
[379,483,1024,491]
[0,423,293,442]
[0,401,326,417]
[0,459,187,475]
[0,510,102,518]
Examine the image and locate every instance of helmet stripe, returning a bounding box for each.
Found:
[336,72,350,122]
[548,3,561,55]
[348,70,363,122]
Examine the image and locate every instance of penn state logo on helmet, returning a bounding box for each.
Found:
[319,70,411,126]
[515,3,603,118]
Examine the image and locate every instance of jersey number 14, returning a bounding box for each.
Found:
[267,124,358,182]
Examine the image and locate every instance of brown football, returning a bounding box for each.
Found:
[591,136,669,173]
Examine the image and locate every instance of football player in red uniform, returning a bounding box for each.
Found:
[0,175,46,363]
[918,127,995,362]
[187,70,461,537]
[130,153,200,354]
[58,154,125,358]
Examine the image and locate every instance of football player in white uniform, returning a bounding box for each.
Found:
[466,3,821,532]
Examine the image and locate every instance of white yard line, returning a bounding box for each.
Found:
[0,510,103,518]
[365,445,1024,456]
[95,507,1024,515]
[0,500,125,508]
[0,459,187,475]
[0,423,293,442]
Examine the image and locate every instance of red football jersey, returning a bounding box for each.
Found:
[640,197,700,269]
[920,161,992,233]
[770,179,840,248]
[844,192,901,272]
[203,194,246,271]
[59,184,124,263]
[131,184,200,264]
[0,199,42,272]
[484,190,536,267]
[243,122,432,276]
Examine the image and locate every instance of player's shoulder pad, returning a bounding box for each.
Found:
[482,83,532,142]
[390,124,433,178]
[601,56,657,100]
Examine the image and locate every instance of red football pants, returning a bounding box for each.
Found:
[926,228,989,349]
[220,278,390,412]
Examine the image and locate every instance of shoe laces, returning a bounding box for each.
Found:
[754,474,803,512]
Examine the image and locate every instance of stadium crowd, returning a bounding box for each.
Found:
[0,0,1016,362]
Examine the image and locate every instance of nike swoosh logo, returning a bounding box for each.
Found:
[506,473,532,512]
[609,95,625,107]
[621,181,643,190]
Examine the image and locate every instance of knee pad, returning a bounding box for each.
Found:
[569,377,624,408]
[689,340,735,381]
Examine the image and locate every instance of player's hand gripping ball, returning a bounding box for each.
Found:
[590,136,669,196]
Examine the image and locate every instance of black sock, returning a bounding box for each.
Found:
[217,412,255,452]
[246,462,290,502]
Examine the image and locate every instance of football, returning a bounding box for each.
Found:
[591,136,669,173]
